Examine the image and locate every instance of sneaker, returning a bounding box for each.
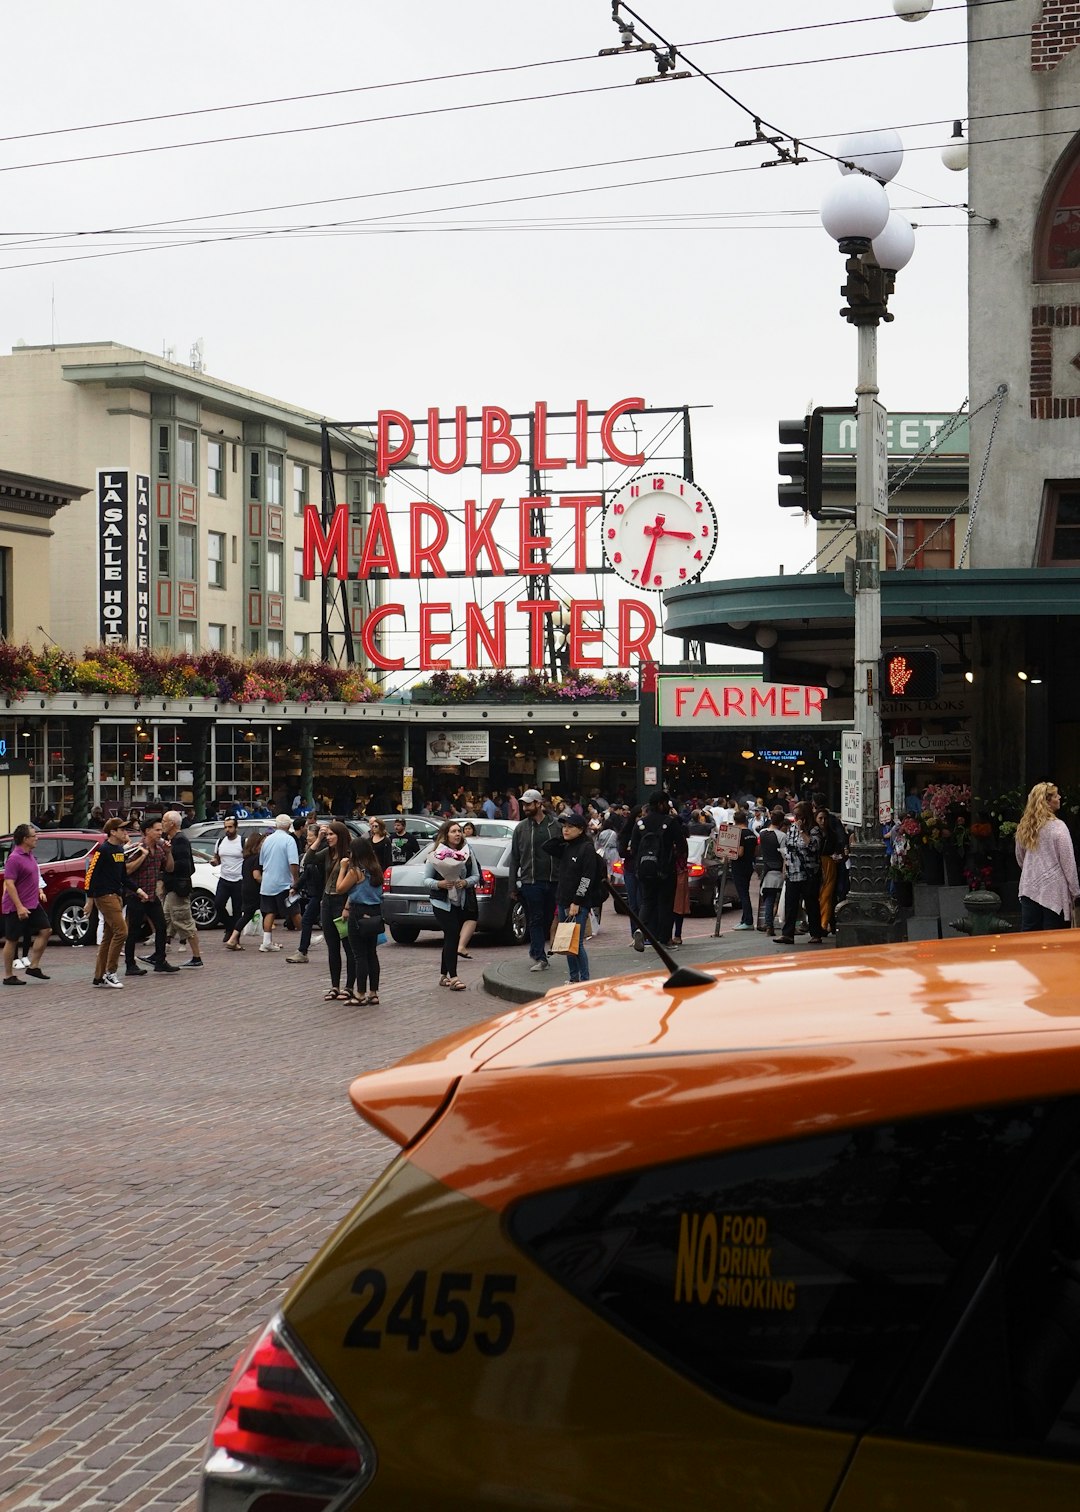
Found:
[632,929,646,954]
[3,975,24,986]
[309,933,323,946]
[12,957,27,971]
[154,962,181,974]
[176,940,187,952]
[528,959,550,972]
[139,955,162,966]
[125,965,148,977]
[735,923,755,931]
[180,957,204,968]
[100,973,124,989]
[285,952,309,964]
[259,942,282,953]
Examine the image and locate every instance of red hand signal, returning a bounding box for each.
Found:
[887,655,915,696]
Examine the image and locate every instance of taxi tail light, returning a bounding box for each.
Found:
[202,1315,374,1509]
[475,868,496,898]
[688,862,706,877]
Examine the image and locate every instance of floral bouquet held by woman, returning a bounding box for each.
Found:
[431,843,469,906]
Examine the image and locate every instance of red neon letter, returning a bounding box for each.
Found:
[617,597,657,665]
[805,685,826,718]
[360,603,406,670]
[600,397,646,467]
[518,497,551,575]
[517,599,558,667]
[419,603,454,670]
[693,688,721,719]
[464,600,507,668]
[558,495,602,573]
[782,686,799,717]
[302,503,349,579]
[464,498,505,575]
[575,398,590,469]
[674,684,694,718]
[427,406,468,475]
[409,502,449,577]
[533,400,567,470]
[355,500,401,579]
[377,409,415,478]
[749,686,777,718]
[723,686,746,718]
[480,406,522,474]
[569,599,604,670]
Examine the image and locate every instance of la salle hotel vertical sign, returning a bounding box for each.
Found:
[97,469,150,647]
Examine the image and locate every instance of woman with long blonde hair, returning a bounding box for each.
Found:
[1015,781,1079,931]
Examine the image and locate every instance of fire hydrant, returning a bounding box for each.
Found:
[950,888,1013,936]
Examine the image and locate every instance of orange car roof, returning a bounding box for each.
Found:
[351,933,1080,1149]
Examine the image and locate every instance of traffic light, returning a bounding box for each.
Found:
[777,407,824,517]
[880,649,940,700]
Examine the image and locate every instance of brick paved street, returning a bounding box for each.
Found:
[0,925,548,1511]
[0,911,749,1510]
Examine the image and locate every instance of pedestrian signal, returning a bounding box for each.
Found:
[881,650,939,700]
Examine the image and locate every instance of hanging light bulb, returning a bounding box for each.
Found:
[941,120,969,172]
[893,0,933,18]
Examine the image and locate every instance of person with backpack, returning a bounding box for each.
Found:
[730,808,759,930]
[543,810,601,985]
[628,790,687,949]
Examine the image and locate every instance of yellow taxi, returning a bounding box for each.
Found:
[199,932,1080,1510]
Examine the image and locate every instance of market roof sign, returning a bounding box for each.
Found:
[659,675,834,727]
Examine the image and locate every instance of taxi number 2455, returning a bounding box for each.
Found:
[343,1269,517,1356]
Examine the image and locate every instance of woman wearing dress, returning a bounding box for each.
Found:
[424,819,480,991]
[1015,780,1079,931]
[342,836,384,1005]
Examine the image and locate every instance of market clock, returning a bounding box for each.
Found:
[602,473,718,591]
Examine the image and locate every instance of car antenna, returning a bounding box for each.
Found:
[624,902,714,989]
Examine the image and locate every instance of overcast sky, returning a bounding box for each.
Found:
[0,0,973,668]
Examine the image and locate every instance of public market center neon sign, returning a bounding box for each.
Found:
[302,398,658,671]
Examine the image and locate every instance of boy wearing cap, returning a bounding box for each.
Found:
[542,810,601,984]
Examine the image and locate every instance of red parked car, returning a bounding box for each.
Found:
[0,829,103,945]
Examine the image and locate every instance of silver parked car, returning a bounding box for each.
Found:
[381,835,527,946]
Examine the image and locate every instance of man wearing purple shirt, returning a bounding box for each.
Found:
[2,824,51,985]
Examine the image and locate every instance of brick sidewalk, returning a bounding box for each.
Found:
[0,930,521,1510]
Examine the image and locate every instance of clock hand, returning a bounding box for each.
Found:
[661,529,695,540]
[640,531,660,585]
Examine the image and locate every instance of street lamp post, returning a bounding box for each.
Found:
[820,132,915,948]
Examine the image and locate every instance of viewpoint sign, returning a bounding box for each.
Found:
[658,676,835,728]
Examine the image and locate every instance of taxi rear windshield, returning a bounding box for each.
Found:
[509,1101,1061,1434]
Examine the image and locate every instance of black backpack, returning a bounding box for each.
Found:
[635,819,672,882]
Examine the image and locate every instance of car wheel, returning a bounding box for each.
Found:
[500,898,528,945]
[189,889,219,930]
[388,924,421,945]
[53,893,91,946]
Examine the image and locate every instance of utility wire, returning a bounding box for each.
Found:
[0,0,1017,151]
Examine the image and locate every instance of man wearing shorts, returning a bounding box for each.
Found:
[256,814,300,953]
[160,809,204,969]
[2,824,51,985]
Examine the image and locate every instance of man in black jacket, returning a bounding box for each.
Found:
[628,789,686,949]
[543,810,600,985]
[509,789,561,974]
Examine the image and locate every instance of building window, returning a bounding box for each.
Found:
[157,523,170,576]
[267,451,283,506]
[207,439,225,496]
[208,531,225,588]
[1035,137,1080,280]
[267,629,284,659]
[293,547,309,601]
[178,621,196,653]
[293,632,309,658]
[248,630,261,654]
[208,623,226,650]
[249,451,261,501]
[885,518,955,571]
[248,539,261,590]
[0,547,10,637]
[293,464,308,516]
[1039,485,1080,563]
[177,524,197,581]
[177,425,197,486]
[267,542,283,594]
[157,425,170,479]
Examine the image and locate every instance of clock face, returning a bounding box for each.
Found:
[602,473,718,591]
